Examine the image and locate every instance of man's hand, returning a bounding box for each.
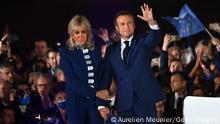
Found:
[162,34,173,51]
[96,90,109,100]
[99,107,110,121]
[137,3,156,26]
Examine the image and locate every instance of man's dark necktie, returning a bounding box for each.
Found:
[123,41,130,64]
[177,97,183,109]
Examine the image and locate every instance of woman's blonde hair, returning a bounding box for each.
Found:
[67,15,94,50]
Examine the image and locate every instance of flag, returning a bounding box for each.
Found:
[164,4,205,38]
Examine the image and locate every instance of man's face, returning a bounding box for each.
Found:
[170,74,185,92]
[0,82,11,98]
[35,41,49,57]
[36,76,51,97]
[169,61,183,73]
[115,15,135,40]
[0,67,13,82]
[47,51,58,69]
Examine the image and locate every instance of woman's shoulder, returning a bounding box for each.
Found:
[59,46,73,55]
[59,46,66,53]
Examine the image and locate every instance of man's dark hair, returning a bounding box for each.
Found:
[113,10,135,26]
[0,62,12,70]
[36,72,52,84]
[47,48,59,58]
[170,58,181,64]
[171,71,188,81]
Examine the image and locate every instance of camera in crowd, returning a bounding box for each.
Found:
[34,111,59,124]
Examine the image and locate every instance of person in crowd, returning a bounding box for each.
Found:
[27,73,54,124]
[164,71,188,121]
[46,49,59,81]
[0,62,14,84]
[34,40,50,62]
[214,76,220,96]
[14,81,31,124]
[156,100,165,122]
[28,72,40,92]
[1,106,16,124]
[0,33,14,63]
[191,85,204,96]
[100,3,164,123]
[160,34,182,70]
[189,40,216,96]
[0,78,14,108]
[169,59,183,73]
[49,83,67,124]
[54,67,65,83]
[59,15,108,124]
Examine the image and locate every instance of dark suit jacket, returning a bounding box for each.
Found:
[164,93,186,122]
[102,29,164,118]
[27,93,55,124]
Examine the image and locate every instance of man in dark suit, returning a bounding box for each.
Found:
[46,49,59,82]
[164,71,188,123]
[100,3,164,123]
[27,73,55,124]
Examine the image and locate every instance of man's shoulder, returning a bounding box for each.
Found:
[107,41,120,49]
[133,32,149,40]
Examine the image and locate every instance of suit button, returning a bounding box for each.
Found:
[86,96,90,99]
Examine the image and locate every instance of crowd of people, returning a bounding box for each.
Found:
[1,3,220,124]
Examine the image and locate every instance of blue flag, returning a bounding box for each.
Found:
[164,4,205,38]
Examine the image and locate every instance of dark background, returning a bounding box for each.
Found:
[0,0,219,53]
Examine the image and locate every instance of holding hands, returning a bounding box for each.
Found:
[96,90,109,100]
[99,107,110,121]
[96,90,110,120]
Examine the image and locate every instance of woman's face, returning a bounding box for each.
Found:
[170,61,183,73]
[71,24,88,45]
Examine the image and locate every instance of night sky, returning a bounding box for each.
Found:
[0,0,219,53]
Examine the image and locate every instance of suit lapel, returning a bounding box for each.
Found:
[111,43,128,73]
[127,37,138,65]
[114,37,138,67]
[115,43,125,65]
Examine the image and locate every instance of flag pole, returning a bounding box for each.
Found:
[205,28,214,38]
